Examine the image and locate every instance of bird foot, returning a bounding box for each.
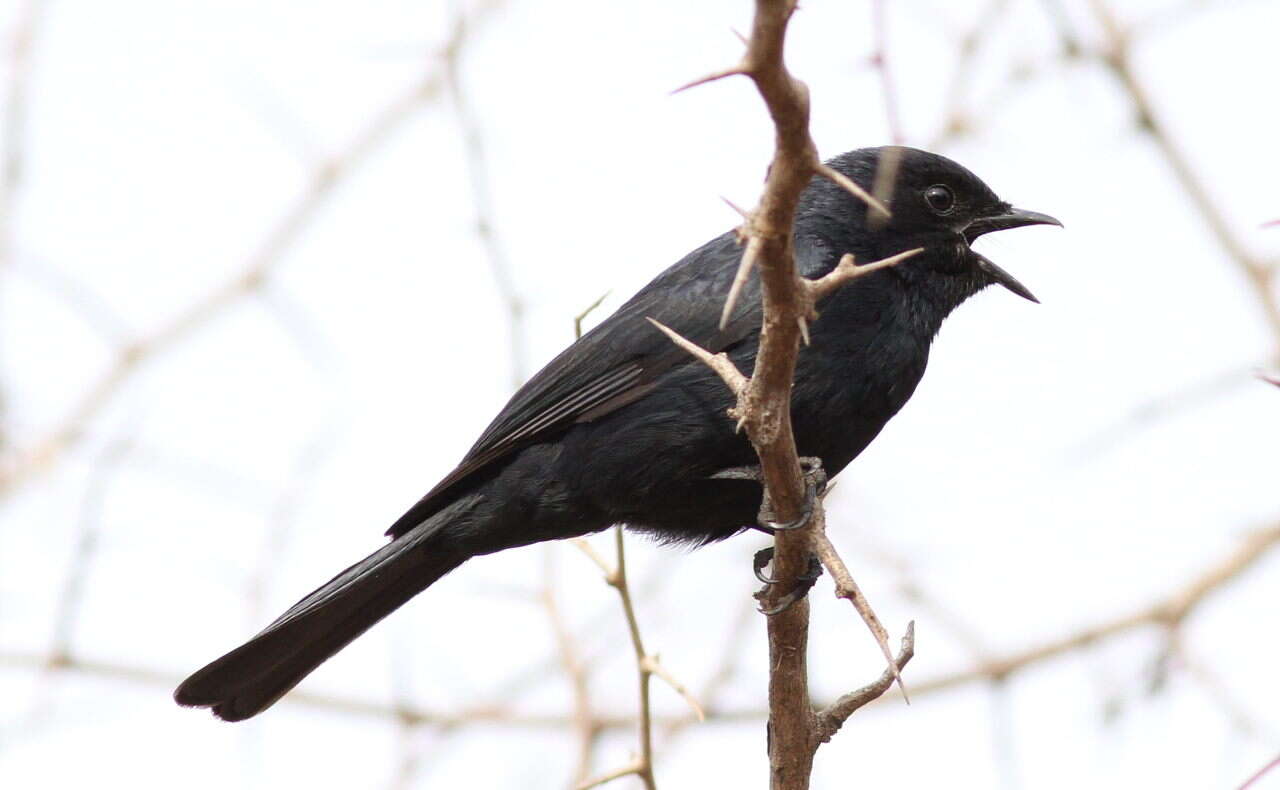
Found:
[752,547,823,615]
[710,457,827,534]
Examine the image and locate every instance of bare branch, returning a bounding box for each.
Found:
[584,527,658,789]
[867,0,903,144]
[576,760,645,790]
[542,548,599,786]
[641,654,705,721]
[0,1,506,498]
[811,529,906,700]
[699,2,912,786]
[445,1,526,387]
[574,291,611,340]
[814,622,915,742]
[907,523,1280,696]
[576,524,702,789]
[805,249,922,303]
[647,318,749,396]
[1238,752,1280,790]
[1087,0,1280,350]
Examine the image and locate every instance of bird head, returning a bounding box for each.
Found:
[802,146,1061,306]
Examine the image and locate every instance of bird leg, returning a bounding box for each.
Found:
[752,547,823,615]
[710,458,828,614]
[709,456,828,534]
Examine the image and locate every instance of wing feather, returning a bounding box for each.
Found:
[385,229,811,538]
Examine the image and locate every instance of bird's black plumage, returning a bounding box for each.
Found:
[174,146,1059,720]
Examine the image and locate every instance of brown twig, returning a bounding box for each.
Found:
[573,272,701,789]
[670,2,910,786]
[811,529,905,699]
[813,622,914,742]
[573,529,703,790]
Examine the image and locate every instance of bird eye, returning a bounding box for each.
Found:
[923,185,955,214]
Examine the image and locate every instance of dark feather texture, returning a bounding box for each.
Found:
[174,146,1058,720]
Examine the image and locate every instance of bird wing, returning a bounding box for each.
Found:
[385,230,764,537]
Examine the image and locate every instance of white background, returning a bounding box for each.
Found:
[1,0,1278,788]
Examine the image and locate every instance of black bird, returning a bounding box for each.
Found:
[175,146,1059,721]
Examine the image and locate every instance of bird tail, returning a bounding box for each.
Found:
[174,496,478,721]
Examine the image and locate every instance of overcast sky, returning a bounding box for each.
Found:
[2,1,1279,788]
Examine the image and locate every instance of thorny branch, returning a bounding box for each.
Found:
[667,1,911,786]
[5,1,1278,785]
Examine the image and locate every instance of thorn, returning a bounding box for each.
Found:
[797,314,810,346]
[672,64,749,95]
[814,162,890,218]
[720,235,761,330]
[868,145,903,230]
[731,27,748,46]
[721,196,750,219]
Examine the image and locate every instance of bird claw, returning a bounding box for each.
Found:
[760,458,827,532]
[709,457,828,534]
[753,546,778,583]
[752,548,823,615]
[761,477,818,531]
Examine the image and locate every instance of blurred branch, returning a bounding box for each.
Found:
[547,291,612,787]
[1168,633,1271,740]
[1086,0,1280,353]
[444,0,525,387]
[659,596,756,743]
[1070,361,1262,458]
[17,436,131,724]
[541,549,599,787]
[1238,752,1280,790]
[574,529,703,790]
[903,522,1280,698]
[0,0,46,264]
[0,0,505,499]
[21,505,1272,742]
[0,0,50,449]
[867,0,903,144]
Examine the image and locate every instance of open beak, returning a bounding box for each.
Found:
[965,206,1062,303]
[973,252,1040,303]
